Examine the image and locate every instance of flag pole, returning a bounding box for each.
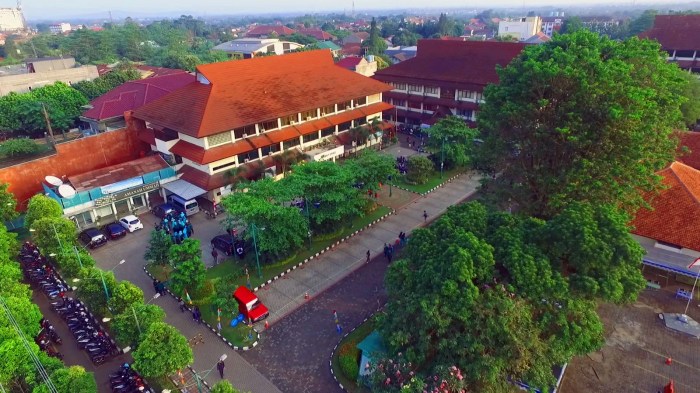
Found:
[683,258,700,316]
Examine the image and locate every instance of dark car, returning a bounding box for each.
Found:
[211,235,234,255]
[79,228,108,249]
[152,203,179,219]
[103,222,127,240]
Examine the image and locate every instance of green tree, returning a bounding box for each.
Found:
[283,33,318,45]
[0,139,41,157]
[211,380,241,393]
[25,194,63,230]
[560,16,584,34]
[33,366,97,393]
[629,9,658,36]
[0,262,31,299]
[144,229,173,265]
[31,217,76,256]
[0,183,17,222]
[344,150,398,191]
[477,30,686,218]
[0,296,42,343]
[54,247,95,278]
[111,303,165,347]
[427,116,479,169]
[406,155,435,184]
[75,267,116,316]
[132,322,193,378]
[362,18,388,55]
[108,281,144,315]
[170,258,207,296]
[168,238,201,266]
[678,71,700,128]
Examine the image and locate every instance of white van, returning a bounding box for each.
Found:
[168,194,200,216]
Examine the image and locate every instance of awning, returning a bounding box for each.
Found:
[161,179,207,200]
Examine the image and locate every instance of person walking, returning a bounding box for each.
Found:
[211,248,219,265]
[217,359,225,378]
[192,306,201,323]
[383,243,389,260]
[152,279,160,294]
[366,250,371,263]
[423,210,428,222]
[156,281,165,296]
[178,297,187,312]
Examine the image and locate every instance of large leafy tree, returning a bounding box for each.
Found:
[111,304,165,347]
[145,229,173,265]
[427,116,479,169]
[25,195,63,230]
[678,71,700,128]
[168,238,201,266]
[34,366,97,393]
[170,258,206,296]
[108,281,144,315]
[132,322,193,378]
[211,380,241,393]
[30,217,76,256]
[343,150,398,191]
[477,30,687,218]
[0,183,17,222]
[74,267,117,316]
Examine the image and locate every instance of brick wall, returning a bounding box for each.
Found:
[0,127,149,210]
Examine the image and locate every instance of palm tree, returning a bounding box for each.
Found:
[272,149,297,176]
[226,165,248,188]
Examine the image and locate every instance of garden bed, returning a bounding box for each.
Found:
[330,318,375,393]
[397,167,465,194]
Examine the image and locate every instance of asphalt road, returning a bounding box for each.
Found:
[240,251,391,393]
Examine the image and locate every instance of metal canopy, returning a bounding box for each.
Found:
[161,179,206,200]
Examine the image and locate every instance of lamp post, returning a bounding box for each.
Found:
[440,136,447,179]
[250,224,263,279]
[29,222,63,249]
[132,293,161,335]
[72,259,125,303]
[191,354,228,393]
[387,175,393,197]
[304,199,312,250]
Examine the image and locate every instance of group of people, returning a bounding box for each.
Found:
[156,211,194,244]
[152,279,166,296]
[396,156,408,175]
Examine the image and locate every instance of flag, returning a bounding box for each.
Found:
[184,289,192,305]
[689,258,700,269]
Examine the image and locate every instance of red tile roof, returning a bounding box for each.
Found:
[679,132,700,170]
[138,128,156,146]
[170,139,256,165]
[336,56,363,70]
[179,164,228,191]
[134,50,393,138]
[299,28,335,41]
[247,25,296,37]
[82,73,195,121]
[341,43,363,56]
[135,65,188,78]
[68,155,169,191]
[267,126,301,143]
[639,15,700,51]
[374,39,526,89]
[632,161,700,250]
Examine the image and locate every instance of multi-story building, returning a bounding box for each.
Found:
[498,16,542,41]
[213,38,303,59]
[49,23,71,34]
[130,50,393,205]
[373,39,526,127]
[0,6,25,32]
[541,16,564,36]
[640,14,700,73]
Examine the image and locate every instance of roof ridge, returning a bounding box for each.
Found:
[669,161,700,204]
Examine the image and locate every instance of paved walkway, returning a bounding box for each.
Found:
[257,173,481,326]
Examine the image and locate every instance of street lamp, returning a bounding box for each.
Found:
[29,222,63,249]
[304,198,321,250]
[440,136,448,179]
[250,224,263,279]
[132,293,161,335]
[72,259,125,303]
[191,354,228,393]
[387,175,393,197]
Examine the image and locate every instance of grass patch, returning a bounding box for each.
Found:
[199,304,258,345]
[397,167,465,194]
[147,375,180,393]
[331,318,376,393]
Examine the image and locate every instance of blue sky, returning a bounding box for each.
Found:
[7,0,689,20]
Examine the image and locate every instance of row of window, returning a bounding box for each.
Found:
[206,97,374,147]
[390,83,439,95]
[456,90,484,101]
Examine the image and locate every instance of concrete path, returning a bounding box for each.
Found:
[257,173,481,326]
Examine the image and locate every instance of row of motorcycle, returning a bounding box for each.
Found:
[109,363,154,393]
[20,242,119,366]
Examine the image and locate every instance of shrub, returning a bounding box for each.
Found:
[0,138,41,157]
[406,155,435,184]
[337,342,360,380]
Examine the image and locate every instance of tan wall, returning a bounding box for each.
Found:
[355,61,378,77]
[0,128,149,210]
[0,65,99,96]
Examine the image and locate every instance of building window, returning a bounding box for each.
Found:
[212,160,237,172]
[258,120,277,132]
[280,114,298,126]
[392,99,407,107]
[73,211,93,227]
[234,125,256,139]
[393,83,407,91]
[321,127,335,137]
[304,132,320,142]
[356,117,367,126]
[338,121,352,132]
[458,109,474,120]
[95,205,114,220]
[408,101,422,110]
[408,84,422,93]
[207,132,232,147]
[424,104,437,112]
[238,150,260,163]
[355,96,367,106]
[474,92,483,102]
[339,101,352,111]
[131,195,146,209]
[321,105,335,115]
[457,90,474,100]
[301,109,317,121]
[283,138,300,150]
[262,144,280,156]
[283,42,290,50]
[424,86,439,95]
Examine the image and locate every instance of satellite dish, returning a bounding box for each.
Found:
[45,176,63,187]
[57,184,76,199]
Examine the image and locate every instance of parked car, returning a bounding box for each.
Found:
[103,222,127,240]
[151,203,179,219]
[211,235,234,255]
[79,228,108,249]
[233,286,269,323]
[119,215,144,233]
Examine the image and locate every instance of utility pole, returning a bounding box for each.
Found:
[41,103,57,146]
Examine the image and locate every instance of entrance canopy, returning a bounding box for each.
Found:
[161,179,206,200]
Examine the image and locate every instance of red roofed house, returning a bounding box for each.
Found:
[639,14,700,73]
[299,28,336,41]
[335,56,378,77]
[632,161,700,279]
[130,50,393,205]
[246,25,296,38]
[373,39,526,127]
[80,72,195,134]
[341,43,363,57]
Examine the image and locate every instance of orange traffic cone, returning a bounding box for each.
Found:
[305,292,310,300]
[264,320,270,330]
[666,357,673,366]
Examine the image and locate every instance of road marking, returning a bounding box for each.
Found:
[631,364,700,392]
[638,347,700,372]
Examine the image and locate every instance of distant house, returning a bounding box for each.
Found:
[541,16,564,36]
[316,41,341,56]
[298,28,335,41]
[49,22,71,34]
[523,32,551,44]
[341,43,363,57]
[498,16,542,41]
[578,16,622,34]
[213,38,303,59]
[336,56,377,77]
[385,46,418,64]
[639,14,700,73]
[0,57,99,96]
[80,72,195,134]
[246,25,296,38]
[343,31,370,45]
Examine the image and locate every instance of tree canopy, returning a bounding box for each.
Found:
[477,30,687,218]
[132,322,193,377]
[24,194,63,230]
[112,303,165,347]
[427,116,479,169]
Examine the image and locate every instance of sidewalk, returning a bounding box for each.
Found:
[257,173,482,326]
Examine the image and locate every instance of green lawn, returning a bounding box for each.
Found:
[397,167,466,194]
[330,318,375,393]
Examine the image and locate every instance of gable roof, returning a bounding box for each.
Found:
[678,132,700,170]
[82,73,195,121]
[299,28,336,41]
[336,56,364,69]
[353,31,370,40]
[639,15,700,51]
[374,39,526,88]
[632,161,700,250]
[247,25,296,37]
[524,32,552,44]
[341,43,363,56]
[316,41,341,51]
[134,50,393,138]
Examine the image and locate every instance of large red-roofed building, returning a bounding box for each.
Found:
[131,50,393,204]
[373,39,526,127]
[246,25,296,38]
[640,14,700,73]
